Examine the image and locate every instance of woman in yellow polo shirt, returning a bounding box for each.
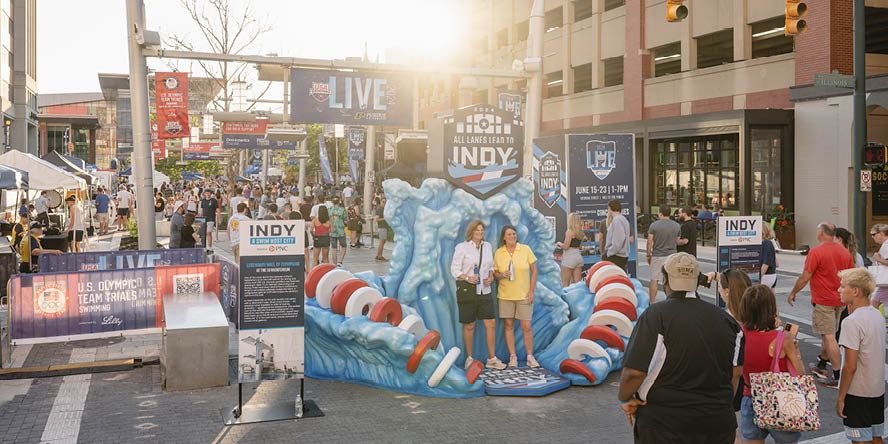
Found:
[493,225,539,369]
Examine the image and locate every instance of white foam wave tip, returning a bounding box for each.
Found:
[428,347,460,388]
[567,339,612,369]
[398,314,426,339]
[587,309,633,337]
[344,287,383,318]
[588,265,627,292]
[593,283,638,307]
[316,269,355,309]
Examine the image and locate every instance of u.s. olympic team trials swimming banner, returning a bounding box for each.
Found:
[38,248,206,273]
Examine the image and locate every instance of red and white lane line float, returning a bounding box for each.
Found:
[344,287,383,318]
[559,359,597,383]
[580,325,625,352]
[406,330,441,374]
[587,309,633,338]
[593,282,638,307]
[585,261,616,288]
[428,347,460,388]
[465,360,484,384]
[593,297,638,322]
[316,269,355,309]
[330,278,369,315]
[594,275,635,293]
[588,265,627,292]
[398,315,426,339]
[368,297,404,326]
[305,263,337,299]
[567,338,612,368]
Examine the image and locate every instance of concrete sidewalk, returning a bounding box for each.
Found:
[638,238,808,276]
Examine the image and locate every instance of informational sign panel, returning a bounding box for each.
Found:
[216,256,239,328]
[716,216,763,306]
[442,104,524,199]
[861,169,872,192]
[533,135,567,240]
[289,68,413,126]
[568,134,638,276]
[497,89,525,120]
[872,167,888,216]
[155,72,190,139]
[238,220,305,383]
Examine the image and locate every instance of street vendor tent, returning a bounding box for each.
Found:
[42,151,97,185]
[0,150,86,190]
[0,164,28,190]
[119,166,131,176]
[153,169,170,185]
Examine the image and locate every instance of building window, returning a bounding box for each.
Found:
[46,126,67,154]
[751,16,793,58]
[652,134,739,209]
[604,57,623,87]
[573,63,592,93]
[515,20,529,42]
[604,0,625,11]
[473,89,488,105]
[74,128,89,162]
[496,28,509,49]
[545,7,562,32]
[546,71,563,98]
[696,29,734,69]
[751,128,782,213]
[116,97,133,155]
[575,0,595,22]
[652,41,681,77]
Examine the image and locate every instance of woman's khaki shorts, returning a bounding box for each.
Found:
[499,298,533,320]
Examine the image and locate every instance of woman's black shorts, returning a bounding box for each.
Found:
[457,291,495,324]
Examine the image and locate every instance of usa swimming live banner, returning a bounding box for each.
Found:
[289,68,413,126]
[155,72,190,139]
[568,134,638,277]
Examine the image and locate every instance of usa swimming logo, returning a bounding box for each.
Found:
[444,104,524,199]
[538,152,562,208]
[586,140,616,180]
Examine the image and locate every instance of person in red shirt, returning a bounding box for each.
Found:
[787,222,855,387]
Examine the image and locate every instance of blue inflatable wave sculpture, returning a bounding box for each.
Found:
[303,178,649,396]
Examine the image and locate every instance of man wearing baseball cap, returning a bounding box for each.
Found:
[18,221,62,273]
[618,252,744,443]
[169,201,185,249]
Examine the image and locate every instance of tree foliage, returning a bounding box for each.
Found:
[154,151,223,182]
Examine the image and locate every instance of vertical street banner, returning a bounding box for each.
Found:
[533,135,567,241]
[497,89,525,121]
[568,134,638,277]
[318,135,334,185]
[238,220,305,383]
[442,104,524,199]
[347,127,366,161]
[155,72,190,139]
[152,140,166,162]
[716,216,763,307]
[289,68,413,126]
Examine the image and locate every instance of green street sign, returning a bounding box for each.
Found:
[814,73,855,89]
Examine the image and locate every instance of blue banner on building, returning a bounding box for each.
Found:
[568,134,638,277]
[318,135,334,185]
[289,68,413,126]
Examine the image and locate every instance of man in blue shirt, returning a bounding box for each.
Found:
[94,187,111,235]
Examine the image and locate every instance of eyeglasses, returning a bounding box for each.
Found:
[872,233,879,237]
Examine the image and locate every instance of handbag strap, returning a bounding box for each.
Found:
[770,331,798,376]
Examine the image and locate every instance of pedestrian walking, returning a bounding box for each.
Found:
[676,206,696,257]
[329,197,347,265]
[645,206,680,304]
[94,188,111,234]
[556,212,584,287]
[116,186,133,230]
[63,196,85,253]
[312,205,331,267]
[169,201,185,249]
[760,224,778,288]
[375,198,388,262]
[835,268,885,443]
[836,227,865,268]
[199,189,220,249]
[227,202,251,263]
[450,220,505,371]
[787,222,855,387]
[347,198,363,248]
[604,199,631,271]
[180,213,201,249]
[869,224,888,312]
[619,252,742,444]
[34,190,50,228]
[493,225,539,369]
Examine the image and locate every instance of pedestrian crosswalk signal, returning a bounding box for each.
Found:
[666,0,688,22]
[785,0,807,35]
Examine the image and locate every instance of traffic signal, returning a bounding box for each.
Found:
[785,0,807,35]
[666,0,687,22]
[864,143,887,168]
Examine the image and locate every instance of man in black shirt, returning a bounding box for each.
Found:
[619,252,743,444]
[676,206,697,257]
[198,189,220,249]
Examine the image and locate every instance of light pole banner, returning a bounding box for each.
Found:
[497,89,525,120]
[532,135,567,240]
[237,220,305,383]
[289,68,413,126]
[347,127,366,160]
[318,136,334,185]
[155,72,190,139]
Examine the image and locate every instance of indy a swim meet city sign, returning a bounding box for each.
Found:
[443,104,524,200]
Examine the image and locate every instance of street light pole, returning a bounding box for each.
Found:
[853,0,866,255]
[523,0,545,179]
[125,0,156,250]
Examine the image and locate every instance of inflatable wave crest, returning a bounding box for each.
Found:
[304,178,649,397]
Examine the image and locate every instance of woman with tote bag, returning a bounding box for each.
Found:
[868,224,888,310]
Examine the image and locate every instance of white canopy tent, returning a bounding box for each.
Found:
[153,170,170,185]
[0,150,87,190]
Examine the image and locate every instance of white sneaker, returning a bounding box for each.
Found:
[526,355,540,368]
[485,356,506,370]
[464,356,475,370]
[508,355,518,368]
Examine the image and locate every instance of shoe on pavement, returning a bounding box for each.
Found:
[526,355,540,368]
[464,357,475,370]
[486,356,506,370]
[815,374,839,388]
[808,361,829,379]
[375,256,388,262]
[508,355,518,368]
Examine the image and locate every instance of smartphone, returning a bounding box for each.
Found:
[783,322,799,340]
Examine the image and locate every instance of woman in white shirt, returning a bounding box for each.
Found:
[64,196,85,252]
[450,220,506,371]
[869,224,888,310]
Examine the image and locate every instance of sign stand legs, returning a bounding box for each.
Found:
[222,379,323,425]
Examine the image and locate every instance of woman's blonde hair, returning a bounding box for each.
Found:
[761,223,773,240]
[838,268,875,298]
[567,212,583,240]
[872,224,888,236]
[465,219,485,242]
